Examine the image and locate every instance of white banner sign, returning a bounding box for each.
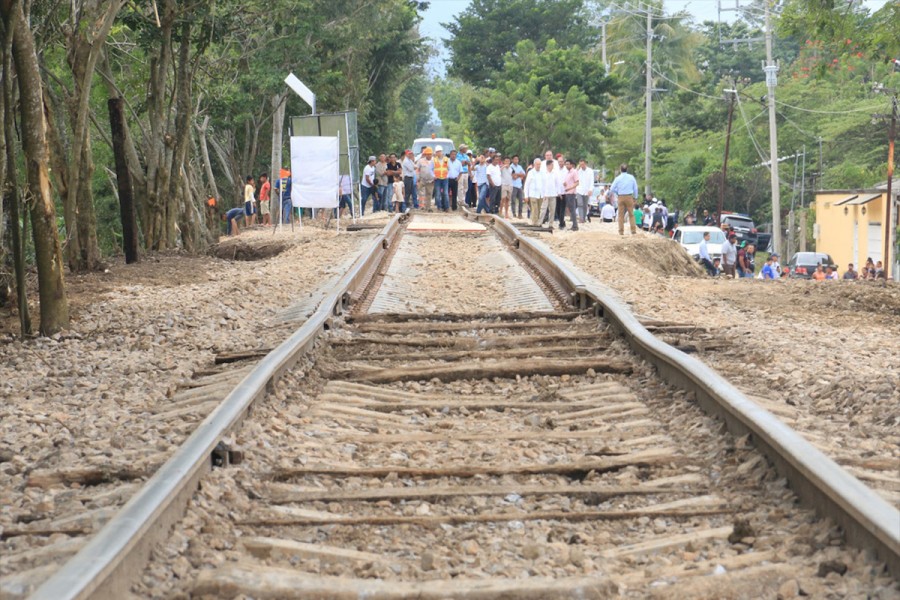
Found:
[291,136,339,208]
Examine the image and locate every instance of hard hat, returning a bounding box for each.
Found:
[435,145,443,153]
[423,146,433,154]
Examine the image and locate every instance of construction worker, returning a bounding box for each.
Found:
[433,145,450,212]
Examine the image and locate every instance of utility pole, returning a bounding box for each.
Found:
[719,87,737,221]
[764,1,782,257]
[644,4,653,196]
[884,97,896,280]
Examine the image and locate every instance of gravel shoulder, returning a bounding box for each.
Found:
[0,226,377,592]
[535,221,900,507]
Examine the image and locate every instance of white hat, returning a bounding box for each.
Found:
[434,145,443,153]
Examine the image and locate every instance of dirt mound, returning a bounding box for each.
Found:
[785,279,900,317]
[211,239,294,261]
[607,235,705,278]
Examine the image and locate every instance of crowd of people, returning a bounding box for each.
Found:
[358,147,657,236]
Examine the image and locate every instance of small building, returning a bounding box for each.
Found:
[815,184,898,278]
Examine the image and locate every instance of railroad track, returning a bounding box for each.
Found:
[16,212,900,599]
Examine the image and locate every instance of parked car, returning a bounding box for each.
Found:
[672,226,726,260]
[720,213,759,247]
[756,232,773,253]
[787,252,837,278]
[412,137,455,159]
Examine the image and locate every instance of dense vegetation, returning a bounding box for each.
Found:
[434,0,899,221]
[0,0,431,335]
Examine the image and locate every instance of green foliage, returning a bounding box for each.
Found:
[436,39,615,161]
[443,0,596,87]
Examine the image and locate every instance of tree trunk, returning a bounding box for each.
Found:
[144,0,174,250]
[108,96,138,263]
[270,93,286,225]
[198,115,220,202]
[166,18,192,249]
[4,1,69,335]
[42,87,78,269]
[1,23,31,335]
[63,0,123,271]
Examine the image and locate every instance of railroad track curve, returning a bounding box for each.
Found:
[19,211,899,599]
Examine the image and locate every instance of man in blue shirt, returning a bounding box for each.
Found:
[274,175,292,224]
[761,255,776,280]
[609,164,639,236]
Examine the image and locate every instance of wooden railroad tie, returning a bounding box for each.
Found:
[341,357,633,385]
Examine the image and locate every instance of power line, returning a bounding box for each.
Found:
[735,91,771,168]
[652,68,721,100]
[774,99,884,115]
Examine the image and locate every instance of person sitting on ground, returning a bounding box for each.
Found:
[711,257,722,276]
[825,266,838,280]
[812,264,826,281]
[761,255,776,280]
[222,206,244,236]
[874,261,886,279]
[600,200,616,223]
[842,263,858,280]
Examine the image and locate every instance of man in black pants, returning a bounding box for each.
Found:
[401,149,416,210]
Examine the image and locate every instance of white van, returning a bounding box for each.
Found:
[412,137,455,158]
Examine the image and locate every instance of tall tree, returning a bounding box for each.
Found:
[61,0,124,271]
[444,0,597,87]
[466,40,615,160]
[0,0,69,334]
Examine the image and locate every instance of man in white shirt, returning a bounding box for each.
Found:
[576,159,593,223]
[698,230,717,275]
[600,201,616,222]
[539,159,557,230]
[361,156,376,215]
[524,158,543,225]
[486,157,502,214]
[447,149,462,211]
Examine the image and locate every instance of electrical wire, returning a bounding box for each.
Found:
[652,68,722,100]
[774,99,884,115]
[735,91,772,169]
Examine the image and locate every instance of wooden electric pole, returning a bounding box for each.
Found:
[719,88,737,221]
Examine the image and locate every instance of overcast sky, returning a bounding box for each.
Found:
[421,0,892,75]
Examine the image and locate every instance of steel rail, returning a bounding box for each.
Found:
[29,214,407,600]
[465,209,900,578]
